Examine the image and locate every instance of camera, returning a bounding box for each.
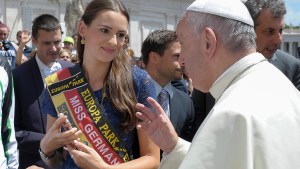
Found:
[0,40,11,51]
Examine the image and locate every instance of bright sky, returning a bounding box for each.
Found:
[285,0,300,26]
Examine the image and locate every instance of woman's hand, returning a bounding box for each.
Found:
[67,140,109,169]
[40,113,82,155]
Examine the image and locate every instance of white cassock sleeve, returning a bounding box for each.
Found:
[159,138,190,169]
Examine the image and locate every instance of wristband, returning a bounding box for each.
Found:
[39,147,56,160]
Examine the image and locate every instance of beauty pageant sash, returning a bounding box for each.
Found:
[45,64,131,165]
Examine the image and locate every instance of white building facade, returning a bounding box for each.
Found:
[282,29,300,59]
[0,0,193,57]
[1,0,299,58]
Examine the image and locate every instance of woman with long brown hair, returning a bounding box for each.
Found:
[40,0,159,168]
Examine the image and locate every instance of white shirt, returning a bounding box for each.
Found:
[35,55,62,86]
[160,53,300,169]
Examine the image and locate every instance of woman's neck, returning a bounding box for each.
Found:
[82,59,111,91]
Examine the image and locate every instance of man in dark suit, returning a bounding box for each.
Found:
[13,14,73,169]
[245,0,300,91]
[269,50,300,90]
[190,89,215,133]
[141,30,195,142]
[171,80,189,95]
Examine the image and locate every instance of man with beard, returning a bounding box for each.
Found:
[141,30,195,143]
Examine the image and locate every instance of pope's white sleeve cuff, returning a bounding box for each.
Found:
[159,138,190,169]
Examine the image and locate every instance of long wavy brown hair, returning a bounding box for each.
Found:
[77,0,137,132]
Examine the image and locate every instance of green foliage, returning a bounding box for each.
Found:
[285,24,300,29]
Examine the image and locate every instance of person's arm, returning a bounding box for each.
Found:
[39,115,63,169]
[67,128,160,169]
[66,70,161,168]
[14,31,30,65]
[136,97,179,154]
[135,97,191,168]
[5,95,19,169]
[108,128,160,169]
[0,57,19,169]
[15,43,28,65]
[40,114,82,168]
[13,75,45,156]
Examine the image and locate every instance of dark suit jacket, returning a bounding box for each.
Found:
[132,86,195,159]
[270,50,300,90]
[13,57,73,169]
[191,89,215,135]
[171,80,189,95]
[169,87,195,142]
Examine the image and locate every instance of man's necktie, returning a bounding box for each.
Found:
[158,88,169,115]
[158,89,170,158]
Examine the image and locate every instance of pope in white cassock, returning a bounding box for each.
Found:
[135,0,300,169]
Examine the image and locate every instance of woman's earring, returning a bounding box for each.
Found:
[81,38,85,44]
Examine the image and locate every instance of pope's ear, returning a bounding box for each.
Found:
[204,27,217,58]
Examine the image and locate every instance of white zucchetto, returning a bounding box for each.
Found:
[187,0,254,26]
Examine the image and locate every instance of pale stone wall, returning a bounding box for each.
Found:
[282,30,300,58]
[123,0,193,56]
[1,0,299,58]
[1,0,192,56]
[1,0,68,43]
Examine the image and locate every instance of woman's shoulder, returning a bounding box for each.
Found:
[132,66,149,82]
[132,65,154,90]
[131,66,155,105]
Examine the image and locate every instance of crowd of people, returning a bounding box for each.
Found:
[1,0,300,168]
[0,24,80,70]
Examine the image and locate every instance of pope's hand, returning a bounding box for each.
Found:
[135,97,178,154]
